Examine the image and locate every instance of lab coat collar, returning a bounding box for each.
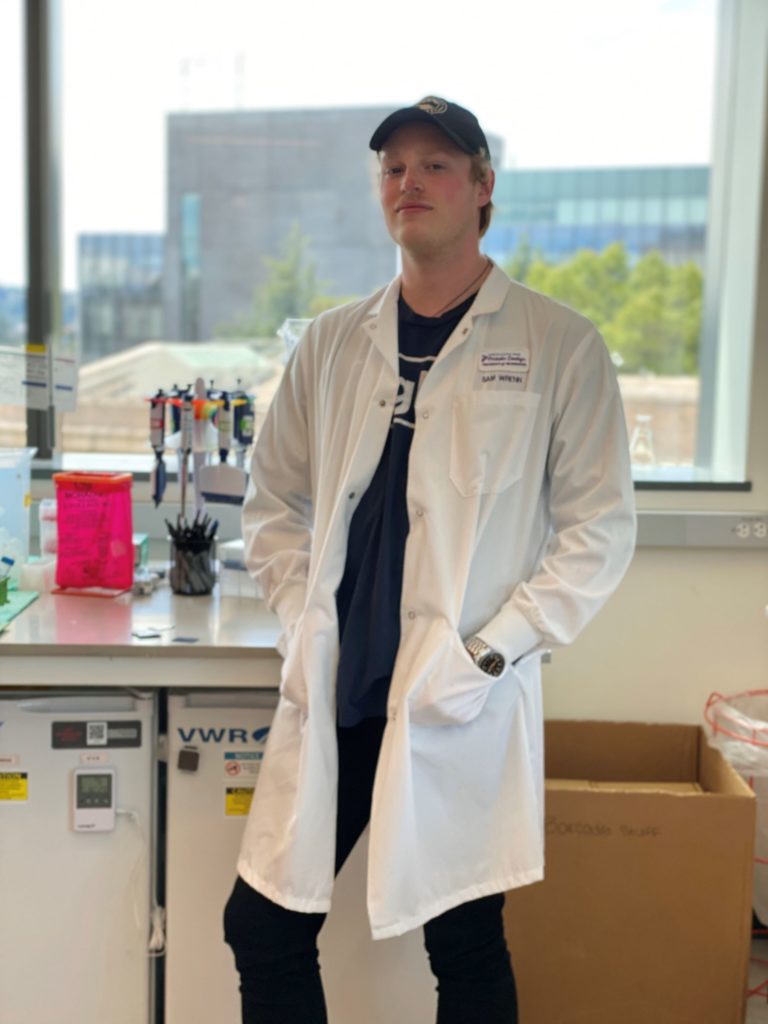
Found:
[361,260,512,368]
[470,261,513,315]
[362,276,401,371]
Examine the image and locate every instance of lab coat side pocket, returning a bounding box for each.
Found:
[450,391,541,497]
[278,612,309,715]
[408,632,523,727]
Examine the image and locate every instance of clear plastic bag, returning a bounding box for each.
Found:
[705,690,768,775]
[706,690,768,923]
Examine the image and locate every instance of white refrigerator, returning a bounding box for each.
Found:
[0,691,157,1024]
[165,690,435,1024]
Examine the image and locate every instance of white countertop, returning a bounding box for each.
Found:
[0,583,283,689]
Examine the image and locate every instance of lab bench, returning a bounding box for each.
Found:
[0,584,283,689]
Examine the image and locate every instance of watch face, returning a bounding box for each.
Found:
[479,652,505,677]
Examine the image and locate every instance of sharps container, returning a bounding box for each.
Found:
[53,472,134,591]
[0,447,37,562]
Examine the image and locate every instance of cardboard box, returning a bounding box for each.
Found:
[504,721,755,1024]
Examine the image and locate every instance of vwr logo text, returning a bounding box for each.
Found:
[177,727,270,744]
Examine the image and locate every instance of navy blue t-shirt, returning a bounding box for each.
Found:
[335,292,476,727]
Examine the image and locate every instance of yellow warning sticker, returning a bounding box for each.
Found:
[0,772,28,801]
[226,787,254,817]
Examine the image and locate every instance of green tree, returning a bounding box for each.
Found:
[505,241,702,375]
[628,249,667,292]
[503,235,537,284]
[603,255,702,374]
[525,243,630,327]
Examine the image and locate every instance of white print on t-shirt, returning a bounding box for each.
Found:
[394,378,415,418]
[392,363,433,429]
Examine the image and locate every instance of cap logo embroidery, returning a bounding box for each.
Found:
[417,97,448,115]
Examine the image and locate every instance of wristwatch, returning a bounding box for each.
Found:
[464,635,506,677]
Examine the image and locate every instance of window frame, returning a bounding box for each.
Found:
[25,0,63,460]
[694,0,768,483]
[19,0,768,523]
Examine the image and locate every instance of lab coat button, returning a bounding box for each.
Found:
[415,508,424,517]
[407,610,416,620]
[348,492,355,500]
[422,411,430,420]
[379,399,386,407]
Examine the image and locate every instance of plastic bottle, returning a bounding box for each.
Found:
[629,414,656,468]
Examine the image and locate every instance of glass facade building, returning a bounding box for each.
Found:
[78,233,165,363]
[486,166,709,269]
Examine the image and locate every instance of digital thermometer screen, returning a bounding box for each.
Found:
[76,772,113,809]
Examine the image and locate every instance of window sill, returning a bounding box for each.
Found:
[32,454,751,492]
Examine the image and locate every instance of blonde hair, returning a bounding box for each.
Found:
[470,152,494,237]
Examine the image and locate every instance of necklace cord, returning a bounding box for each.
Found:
[431,257,492,317]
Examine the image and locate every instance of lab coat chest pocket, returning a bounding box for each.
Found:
[450,391,541,497]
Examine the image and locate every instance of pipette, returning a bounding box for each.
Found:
[179,391,194,522]
[149,389,167,507]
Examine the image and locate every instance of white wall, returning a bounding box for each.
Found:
[544,548,768,723]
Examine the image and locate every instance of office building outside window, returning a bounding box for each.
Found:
[78,234,165,363]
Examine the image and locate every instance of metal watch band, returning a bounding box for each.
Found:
[464,635,494,662]
[464,635,506,676]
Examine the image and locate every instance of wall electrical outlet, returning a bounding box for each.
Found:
[637,512,768,549]
[734,518,768,542]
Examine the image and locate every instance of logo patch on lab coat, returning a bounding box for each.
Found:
[479,351,529,371]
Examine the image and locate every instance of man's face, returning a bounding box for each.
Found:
[378,122,493,258]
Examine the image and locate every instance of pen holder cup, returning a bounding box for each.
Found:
[169,538,216,596]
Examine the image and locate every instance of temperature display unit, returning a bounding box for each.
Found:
[72,767,116,832]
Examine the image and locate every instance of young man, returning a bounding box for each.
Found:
[225,97,636,1023]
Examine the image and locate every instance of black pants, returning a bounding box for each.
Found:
[224,718,518,1023]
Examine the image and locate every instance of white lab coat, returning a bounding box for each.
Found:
[239,263,636,939]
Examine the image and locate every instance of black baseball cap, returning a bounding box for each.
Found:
[369,96,490,159]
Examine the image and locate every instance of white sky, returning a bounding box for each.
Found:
[0,0,718,290]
